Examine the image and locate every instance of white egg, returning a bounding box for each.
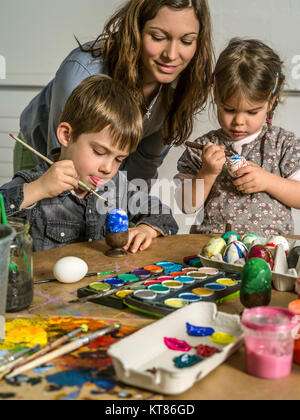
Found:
[53,256,88,284]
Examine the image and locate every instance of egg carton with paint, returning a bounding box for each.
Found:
[199,234,300,292]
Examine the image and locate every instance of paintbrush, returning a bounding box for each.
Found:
[69,278,148,304]
[5,323,121,380]
[33,270,118,285]
[9,134,106,202]
[4,325,89,377]
[185,141,234,157]
[0,344,41,370]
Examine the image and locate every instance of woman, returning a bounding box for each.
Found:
[16,0,213,183]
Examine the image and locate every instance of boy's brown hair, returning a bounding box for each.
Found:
[59,74,143,153]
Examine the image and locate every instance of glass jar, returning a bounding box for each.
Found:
[6,217,33,312]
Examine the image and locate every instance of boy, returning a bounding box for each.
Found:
[1,75,178,251]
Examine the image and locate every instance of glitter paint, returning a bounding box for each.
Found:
[186,272,208,279]
[209,332,237,345]
[173,354,203,368]
[105,208,129,233]
[104,278,125,287]
[186,323,215,337]
[196,344,220,358]
[164,337,192,352]
[143,265,163,274]
[174,276,195,284]
[130,269,151,278]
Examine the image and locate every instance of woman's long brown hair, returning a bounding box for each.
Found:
[77,0,214,146]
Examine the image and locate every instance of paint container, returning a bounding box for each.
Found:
[164,298,188,309]
[241,307,298,379]
[89,282,111,292]
[0,224,16,337]
[118,273,139,283]
[198,267,219,276]
[6,218,33,313]
[178,293,201,303]
[143,265,164,274]
[133,290,157,300]
[162,280,183,290]
[148,284,170,294]
[186,271,208,280]
[205,283,226,291]
[174,276,195,284]
[131,269,151,279]
[216,278,238,287]
[288,300,300,364]
[192,288,214,297]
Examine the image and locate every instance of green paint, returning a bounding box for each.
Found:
[222,231,240,243]
[241,258,272,295]
[117,274,139,283]
[89,282,111,292]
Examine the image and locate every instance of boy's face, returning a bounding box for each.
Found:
[59,125,130,196]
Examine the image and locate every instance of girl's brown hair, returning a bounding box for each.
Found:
[77,0,214,146]
[213,38,285,127]
[59,74,143,153]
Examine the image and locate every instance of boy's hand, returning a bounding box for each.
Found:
[123,224,160,254]
[233,162,271,194]
[202,142,226,176]
[37,161,79,198]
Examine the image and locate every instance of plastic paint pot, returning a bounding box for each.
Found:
[241,307,298,379]
[288,300,300,364]
[197,267,219,276]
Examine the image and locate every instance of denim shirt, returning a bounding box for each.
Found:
[0,162,178,251]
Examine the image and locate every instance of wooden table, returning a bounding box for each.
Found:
[4,234,300,400]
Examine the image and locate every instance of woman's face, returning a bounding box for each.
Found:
[141,6,199,86]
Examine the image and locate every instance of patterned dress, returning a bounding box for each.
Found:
[176,126,300,235]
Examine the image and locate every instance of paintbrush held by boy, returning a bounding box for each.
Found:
[0,75,178,252]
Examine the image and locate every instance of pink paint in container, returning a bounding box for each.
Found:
[241,307,298,379]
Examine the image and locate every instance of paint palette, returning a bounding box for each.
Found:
[108,302,243,395]
[76,258,241,316]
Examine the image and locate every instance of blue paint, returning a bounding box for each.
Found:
[104,278,125,287]
[33,364,55,374]
[186,323,215,337]
[174,353,203,368]
[106,208,129,233]
[179,293,201,302]
[205,283,226,291]
[46,368,116,399]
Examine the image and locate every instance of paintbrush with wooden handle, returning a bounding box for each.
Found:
[185,141,234,157]
[9,134,107,202]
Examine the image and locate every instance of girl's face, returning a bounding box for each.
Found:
[216,93,272,142]
[141,6,199,86]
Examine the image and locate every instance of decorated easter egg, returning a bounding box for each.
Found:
[267,235,290,253]
[223,241,248,264]
[221,231,240,243]
[246,244,274,270]
[53,256,88,284]
[226,154,248,178]
[105,208,129,233]
[241,234,261,250]
[240,258,272,308]
[202,237,226,258]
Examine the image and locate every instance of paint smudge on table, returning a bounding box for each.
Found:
[0,317,159,400]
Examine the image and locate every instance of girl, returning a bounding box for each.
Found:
[16,0,213,184]
[176,38,300,235]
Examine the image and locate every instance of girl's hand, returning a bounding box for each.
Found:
[36,161,79,198]
[202,142,226,176]
[123,224,160,253]
[233,161,271,194]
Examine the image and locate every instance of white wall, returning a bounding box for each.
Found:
[1,0,300,234]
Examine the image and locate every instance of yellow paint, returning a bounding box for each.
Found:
[164,298,188,308]
[0,319,49,350]
[209,332,237,345]
[116,290,134,299]
[192,288,213,296]
[216,278,238,286]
